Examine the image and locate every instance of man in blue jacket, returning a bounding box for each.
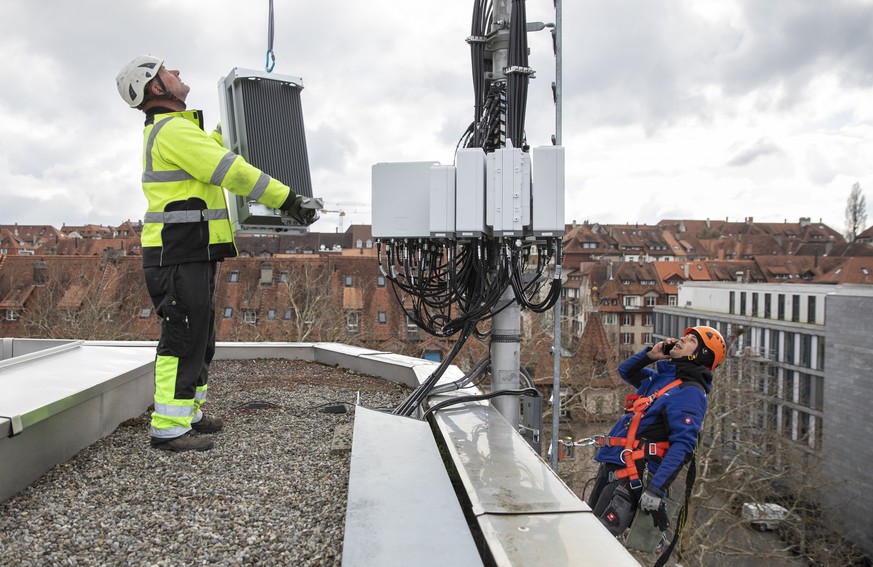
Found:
[587,326,727,535]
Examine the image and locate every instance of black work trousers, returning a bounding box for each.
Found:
[588,463,640,536]
[143,261,217,439]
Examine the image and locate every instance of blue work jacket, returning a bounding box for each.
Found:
[594,348,710,496]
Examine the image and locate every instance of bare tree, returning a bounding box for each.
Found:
[20,259,143,340]
[845,182,867,242]
[672,354,870,567]
[274,259,347,343]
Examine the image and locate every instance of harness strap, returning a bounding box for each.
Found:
[600,379,682,487]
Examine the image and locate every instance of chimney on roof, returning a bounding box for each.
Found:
[799,217,810,227]
[745,217,753,225]
[607,261,613,280]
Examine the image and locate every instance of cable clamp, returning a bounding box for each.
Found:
[465,35,487,44]
[505,65,536,76]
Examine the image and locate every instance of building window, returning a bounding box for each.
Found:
[623,296,640,308]
[346,311,360,333]
[377,275,386,287]
[4,309,20,322]
[740,292,747,315]
[729,291,735,314]
[283,308,293,320]
[229,271,240,283]
[243,310,258,324]
[668,295,677,306]
[268,309,277,320]
[784,371,796,403]
[622,333,634,345]
[798,373,811,407]
[643,314,653,326]
[378,311,387,324]
[279,271,289,283]
[777,294,785,320]
[791,295,800,322]
[807,296,816,324]
[345,275,353,287]
[139,307,152,318]
[405,316,419,339]
[260,263,273,285]
[603,314,618,325]
[642,332,653,344]
[645,296,656,307]
[817,339,825,371]
[623,314,634,326]
[751,293,759,317]
[799,334,812,367]
[223,307,233,318]
[784,332,795,364]
[764,294,772,318]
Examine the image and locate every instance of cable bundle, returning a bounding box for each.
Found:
[378,239,509,338]
[379,0,562,418]
[506,0,531,149]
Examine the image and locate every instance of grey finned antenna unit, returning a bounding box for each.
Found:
[218,67,314,234]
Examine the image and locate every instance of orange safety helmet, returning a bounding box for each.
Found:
[684,326,727,370]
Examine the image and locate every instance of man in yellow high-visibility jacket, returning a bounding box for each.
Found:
[116,55,313,452]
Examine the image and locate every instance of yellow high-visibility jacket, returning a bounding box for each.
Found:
[140,108,294,267]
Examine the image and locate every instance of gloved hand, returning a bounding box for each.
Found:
[281,194,316,224]
[639,489,662,512]
[639,489,669,531]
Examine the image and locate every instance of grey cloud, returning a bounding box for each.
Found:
[305,124,358,172]
[561,0,873,131]
[727,139,783,167]
[721,0,873,98]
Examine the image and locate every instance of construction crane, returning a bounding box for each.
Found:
[321,202,371,232]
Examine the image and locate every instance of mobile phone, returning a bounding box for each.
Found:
[662,342,675,355]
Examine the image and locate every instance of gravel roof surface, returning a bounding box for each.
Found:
[0,359,410,567]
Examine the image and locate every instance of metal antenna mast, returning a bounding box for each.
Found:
[489,0,521,427]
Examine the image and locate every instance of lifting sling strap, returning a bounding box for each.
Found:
[593,379,683,489]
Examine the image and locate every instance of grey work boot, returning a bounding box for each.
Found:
[191,415,224,434]
[151,432,214,452]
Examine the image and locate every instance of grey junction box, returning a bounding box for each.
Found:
[430,165,456,237]
[371,161,438,238]
[531,146,565,236]
[486,146,531,236]
[455,148,488,237]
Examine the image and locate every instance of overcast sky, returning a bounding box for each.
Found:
[1,0,871,235]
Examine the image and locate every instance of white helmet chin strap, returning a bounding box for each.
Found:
[149,73,186,109]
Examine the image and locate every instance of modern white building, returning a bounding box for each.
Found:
[655,281,873,556]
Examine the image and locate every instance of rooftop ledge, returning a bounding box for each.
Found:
[0,338,638,566]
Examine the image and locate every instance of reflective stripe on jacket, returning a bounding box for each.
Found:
[140,109,293,267]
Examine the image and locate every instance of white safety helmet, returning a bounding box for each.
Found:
[116,55,163,108]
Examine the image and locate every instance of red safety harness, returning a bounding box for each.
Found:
[593,379,683,490]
